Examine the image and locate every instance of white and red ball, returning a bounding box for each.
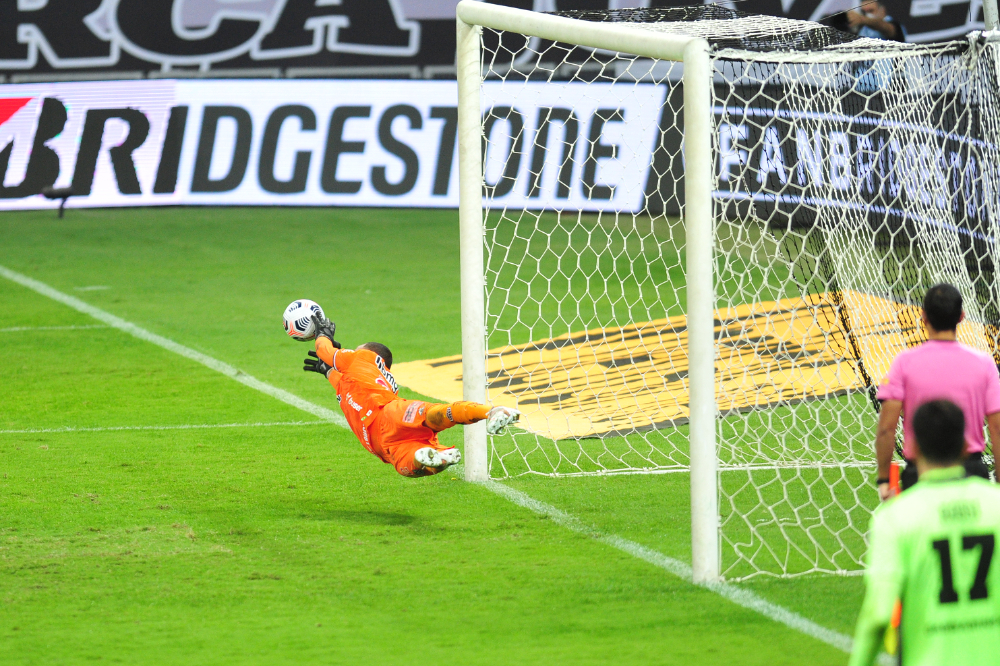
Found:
[283,299,325,340]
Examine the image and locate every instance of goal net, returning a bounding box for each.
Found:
[462,4,1000,579]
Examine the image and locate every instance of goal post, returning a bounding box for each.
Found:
[455,2,1000,580]
[682,37,719,585]
[455,0,720,580]
[456,12,489,483]
[986,0,1000,31]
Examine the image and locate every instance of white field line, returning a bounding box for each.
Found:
[514,460,877,478]
[0,421,326,435]
[481,479,887,662]
[0,263,881,661]
[0,264,347,429]
[0,324,108,333]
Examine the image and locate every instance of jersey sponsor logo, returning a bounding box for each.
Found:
[926,616,1000,633]
[402,401,422,424]
[359,421,374,453]
[374,355,399,394]
[345,392,363,413]
[393,291,997,439]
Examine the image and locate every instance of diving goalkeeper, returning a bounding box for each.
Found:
[302,315,520,478]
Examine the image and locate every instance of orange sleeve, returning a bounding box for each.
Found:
[326,369,342,390]
[316,337,354,372]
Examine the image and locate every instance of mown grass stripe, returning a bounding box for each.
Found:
[0,421,327,435]
[0,324,109,332]
[0,264,348,428]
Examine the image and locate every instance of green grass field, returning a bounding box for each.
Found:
[0,206,868,664]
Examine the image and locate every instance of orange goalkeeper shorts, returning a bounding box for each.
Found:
[374,400,452,478]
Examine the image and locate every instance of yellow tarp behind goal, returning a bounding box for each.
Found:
[393,291,988,440]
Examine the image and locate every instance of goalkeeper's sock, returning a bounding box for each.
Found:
[424,402,490,431]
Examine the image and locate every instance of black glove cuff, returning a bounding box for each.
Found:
[876,477,890,485]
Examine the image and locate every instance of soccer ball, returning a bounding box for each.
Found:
[283,299,324,341]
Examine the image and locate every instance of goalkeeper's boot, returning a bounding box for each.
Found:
[415,447,462,469]
[486,406,521,435]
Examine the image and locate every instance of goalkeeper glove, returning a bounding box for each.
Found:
[303,350,332,377]
[311,314,341,348]
[486,406,521,435]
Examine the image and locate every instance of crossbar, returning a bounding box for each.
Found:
[456,0,694,62]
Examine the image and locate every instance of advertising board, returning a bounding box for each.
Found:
[0,79,663,212]
[708,85,997,238]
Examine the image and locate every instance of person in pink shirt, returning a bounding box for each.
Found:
[875,283,1000,499]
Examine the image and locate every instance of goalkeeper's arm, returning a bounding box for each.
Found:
[311,314,356,372]
[316,336,353,371]
[303,350,342,387]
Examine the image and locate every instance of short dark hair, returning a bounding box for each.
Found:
[923,283,963,332]
[913,400,965,464]
[360,342,393,369]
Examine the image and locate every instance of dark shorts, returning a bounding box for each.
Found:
[900,452,991,490]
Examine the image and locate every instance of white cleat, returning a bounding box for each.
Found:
[438,447,462,466]
[415,446,462,469]
[486,406,521,435]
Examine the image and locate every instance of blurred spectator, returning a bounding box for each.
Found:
[844,1,907,91]
[847,1,907,42]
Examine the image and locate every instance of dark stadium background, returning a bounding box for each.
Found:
[0,0,988,84]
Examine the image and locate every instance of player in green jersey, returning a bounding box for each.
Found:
[851,399,1000,666]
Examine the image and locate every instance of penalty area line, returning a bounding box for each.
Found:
[0,263,879,662]
[0,421,328,435]
[0,264,348,429]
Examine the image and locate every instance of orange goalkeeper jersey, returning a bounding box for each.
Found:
[315,338,400,460]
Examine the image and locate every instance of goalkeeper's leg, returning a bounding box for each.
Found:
[376,400,461,476]
[424,402,521,435]
[394,441,459,477]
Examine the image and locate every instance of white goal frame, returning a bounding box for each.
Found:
[455,0,720,582]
